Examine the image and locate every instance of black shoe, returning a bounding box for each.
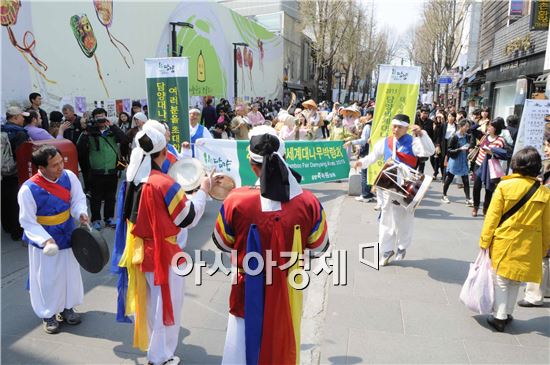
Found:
[486,316,506,332]
[56,308,81,325]
[517,299,542,307]
[43,315,60,334]
[506,315,513,324]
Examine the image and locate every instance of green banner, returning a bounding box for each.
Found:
[368,65,421,184]
[195,139,350,186]
[145,58,190,149]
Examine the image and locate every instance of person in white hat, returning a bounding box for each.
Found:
[355,114,435,266]
[275,109,298,140]
[127,112,148,149]
[114,120,212,365]
[212,126,329,365]
[340,104,361,134]
[181,108,213,158]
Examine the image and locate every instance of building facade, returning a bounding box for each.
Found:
[218,0,313,100]
[460,0,548,118]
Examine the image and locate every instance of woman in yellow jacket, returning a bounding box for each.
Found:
[479,146,550,332]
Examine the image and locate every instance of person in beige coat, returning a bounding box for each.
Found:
[479,146,550,332]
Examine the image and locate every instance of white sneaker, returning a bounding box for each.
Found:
[355,196,366,202]
[441,196,450,204]
[379,250,395,266]
[374,204,382,211]
[466,199,474,207]
[395,248,406,261]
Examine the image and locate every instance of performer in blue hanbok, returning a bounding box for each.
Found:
[18,145,89,334]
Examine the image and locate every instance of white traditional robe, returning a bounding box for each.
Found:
[146,189,207,365]
[18,170,87,319]
[359,131,434,253]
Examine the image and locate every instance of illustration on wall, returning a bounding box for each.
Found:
[70,13,109,97]
[2,1,283,111]
[1,0,55,83]
[93,0,134,68]
[197,50,205,82]
[236,46,244,94]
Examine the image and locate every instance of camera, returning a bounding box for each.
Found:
[86,117,108,135]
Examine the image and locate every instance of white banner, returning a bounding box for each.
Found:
[194,139,243,186]
[144,57,189,79]
[513,99,550,157]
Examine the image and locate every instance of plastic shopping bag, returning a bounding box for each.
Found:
[459,249,494,314]
[488,158,505,179]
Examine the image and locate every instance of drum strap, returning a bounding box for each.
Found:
[30,174,71,203]
[387,137,417,168]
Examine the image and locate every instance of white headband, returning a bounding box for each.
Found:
[391,119,410,127]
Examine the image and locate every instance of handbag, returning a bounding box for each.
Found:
[100,135,128,171]
[459,249,494,314]
[488,158,505,179]
[467,135,486,162]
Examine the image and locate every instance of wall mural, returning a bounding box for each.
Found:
[1,1,283,114]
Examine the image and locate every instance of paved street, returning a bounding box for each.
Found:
[2,177,549,364]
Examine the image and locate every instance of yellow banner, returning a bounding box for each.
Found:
[367,66,421,184]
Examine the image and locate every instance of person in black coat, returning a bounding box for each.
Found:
[415,105,434,173]
[201,98,218,129]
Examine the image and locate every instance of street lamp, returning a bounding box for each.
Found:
[169,22,194,57]
[232,42,249,105]
[334,71,342,103]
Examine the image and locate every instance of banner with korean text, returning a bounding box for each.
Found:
[368,65,421,184]
[195,139,350,186]
[513,99,550,157]
[145,57,190,150]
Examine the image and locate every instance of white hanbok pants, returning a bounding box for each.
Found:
[145,270,185,365]
[28,246,84,319]
[379,191,415,253]
[221,313,246,365]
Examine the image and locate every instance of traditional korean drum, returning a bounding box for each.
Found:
[168,158,236,200]
[373,161,432,210]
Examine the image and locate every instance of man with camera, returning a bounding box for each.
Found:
[76,108,128,230]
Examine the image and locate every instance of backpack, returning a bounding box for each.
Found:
[1,131,17,176]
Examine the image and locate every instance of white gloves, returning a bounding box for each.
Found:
[43,240,59,256]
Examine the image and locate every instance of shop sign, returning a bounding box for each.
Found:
[504,34,535,59]
[499,59,528,72]
[530,0,550,30]
[509,0,525,21]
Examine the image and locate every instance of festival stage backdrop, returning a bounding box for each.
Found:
[1,0,283,114]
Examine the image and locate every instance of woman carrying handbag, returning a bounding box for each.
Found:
[478,147,550,332]
[471,118,507,217]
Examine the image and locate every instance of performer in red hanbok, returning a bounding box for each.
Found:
[213,126,329,365]
[114,120,210,365]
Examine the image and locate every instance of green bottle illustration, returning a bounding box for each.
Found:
[197,50,206,82]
